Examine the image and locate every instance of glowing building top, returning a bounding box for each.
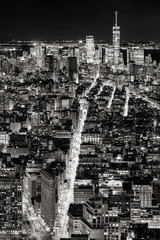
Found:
[113,11,120,49]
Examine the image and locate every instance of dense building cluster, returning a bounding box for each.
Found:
[1,12,160,240]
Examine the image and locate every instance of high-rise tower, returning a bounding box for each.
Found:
[0,170,22,234]
[112,11,120,64]
[86,36,95,63]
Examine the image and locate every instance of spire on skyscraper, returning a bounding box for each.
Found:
[112,11,120,64]
[115,11,118,27]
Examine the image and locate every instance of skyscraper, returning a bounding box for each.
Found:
[0,170,22,234]
[45,55,54,71]
[112,11,120,64]
[30,42,45,68]
[68,57,77,77]
[86,36,95,64]
[40,169,58,230]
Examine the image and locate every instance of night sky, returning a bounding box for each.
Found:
[0,0,160,42]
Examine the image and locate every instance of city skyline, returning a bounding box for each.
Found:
[1,2,160,240]
[0,0,160,42]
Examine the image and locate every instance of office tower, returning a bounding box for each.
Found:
[86,36,95,63]
[31,112,40,127]
[104,200,121,240]
[0,90,9,113]
[23,159,43,203]
[0,172,22,234]
[45,55,54,71]
[40,169,58,230]
[68,204,83,236]
[68,48,74,57]
[132,179,153,208]
[68,198,104,240]
[102,47,106,63]
[81,198,104,238]
[104,215,121,240]
[113,11,120,64]
[0,56,2,75]
[105,46,114,64]
[28,173,41,204]
[0,131,10,145]
[95,45,102,64]
[68,57,77,76]
[129,47,144,65]
[74,47,80,66]
[145,54,152,65]
[130,197,141,222]
[74,184,94,203]
[1,59,13,75]
[30,42,45,68]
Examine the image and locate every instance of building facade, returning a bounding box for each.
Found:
[40,169,58,230]
[0,178,22,234]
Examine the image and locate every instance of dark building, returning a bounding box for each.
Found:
[1,58,13,75]
[71,234,90,240]
[60,234,90,240]
[45,55,54,71]
[0,90,8,113]
[144,49,160,65]
[68,57,77,76]
[68,203,83,235]
[102,47,106,63]
[121,49,127,66]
